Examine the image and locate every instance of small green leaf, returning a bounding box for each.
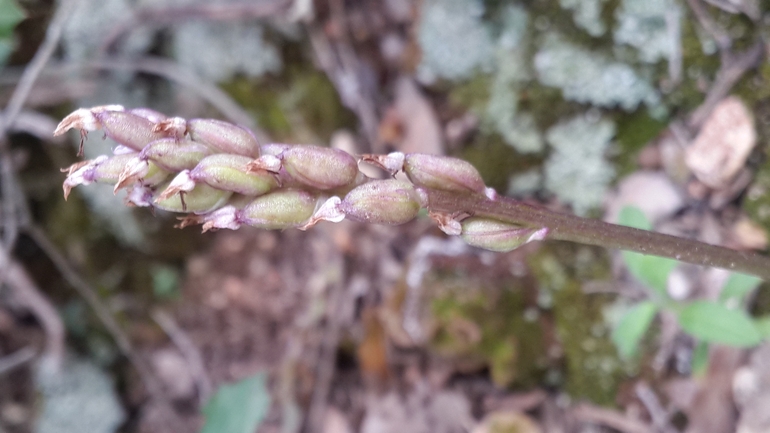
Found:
[618,206,652,231]
[202,372,271,433]
[677,301,762,347]
[755,315,770,338]
[618,206,677,297]
[611,301,658,359]
[719,272,762,305]
[0,0,25,37]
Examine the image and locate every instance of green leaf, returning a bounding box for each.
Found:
[755,315,770,338]
[611,301,658,359]
[618,206,652,231]
[719,273,762,305]
[202,372,271,433]
[0,0,25,37]
[619,206,677,297]
[677,301,762,347]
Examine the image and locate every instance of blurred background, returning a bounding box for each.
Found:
[1,0,770,432]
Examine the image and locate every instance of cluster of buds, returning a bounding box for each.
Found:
[54,106,549,252]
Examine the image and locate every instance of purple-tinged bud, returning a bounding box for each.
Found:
[459,218,548,252]
[127,108,168,123]
[236,189,319,230]
[154,182,232,214]
[96,110,180,152]
[360,152,405,175]
[62,155,110,199]
[340,179,421,225]
[53,105,125,136]
[138,138,212,172]
[53,105,126,156]
[190,154,278,196]
[175,118,261,158]
[403,153,495,199]
[279,145,359,190]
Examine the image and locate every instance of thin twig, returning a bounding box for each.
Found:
[24,226,162,394]
[0,0,79,137]
[0,0,79,279]
[99,0,292,54]
[687,40,764,129]
[85,57,264,139]
[151,308,212,405]
[0,248,64,371]
[572,403,654,433]
[0,346,36,375]
[424,190,770,280]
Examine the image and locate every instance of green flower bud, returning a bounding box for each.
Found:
[138,138,212,172]
[154,182,232,214]
[280,145,359,190]
[192,154,277,195]
[340,179,421,225]
[403,153,495,199]
[158,154,278,200]
[460,218,548,252]
[178,118,261,157]
[239,189,319,230]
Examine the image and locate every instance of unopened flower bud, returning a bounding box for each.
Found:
[340,179,421,225]
[279,145,359,190]
[238,189,319,230]
[127,108,168,123]
[53,105,125,136]
[178,118,260,157]
[154,182,232,214]
[61,155,110,199]
[193,154,277,195]
[138,138,212,172]
[159,154,278,200]
[97,110,181,152]
[403,153,495,199]
[460,218,548,252]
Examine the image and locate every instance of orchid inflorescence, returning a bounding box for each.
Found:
[55,105,548,252]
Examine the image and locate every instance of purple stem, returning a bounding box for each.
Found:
[424,189,770,280]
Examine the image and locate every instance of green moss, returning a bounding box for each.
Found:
[221,67,357,144]
[613,109,668,176]
[462,134,542,192]
[428,270,550,388]
[528,244,624,406]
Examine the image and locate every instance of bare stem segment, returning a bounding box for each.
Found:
[425,189,770,280]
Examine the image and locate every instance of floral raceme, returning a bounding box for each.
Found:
[55,106,548,252]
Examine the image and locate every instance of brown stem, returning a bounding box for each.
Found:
[424,189,770,280]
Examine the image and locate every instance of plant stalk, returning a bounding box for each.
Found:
[425,189,770,280]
